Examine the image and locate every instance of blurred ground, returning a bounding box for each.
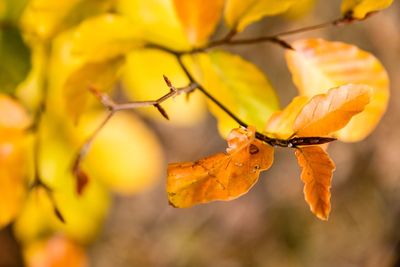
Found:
[1,0,400,266]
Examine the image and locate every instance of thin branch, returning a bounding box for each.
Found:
[72,80,197,193]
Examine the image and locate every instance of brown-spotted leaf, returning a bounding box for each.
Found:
[173,0,224,46]
[167,127,274,208]
[295,146,335,220]
[293,84,371,137]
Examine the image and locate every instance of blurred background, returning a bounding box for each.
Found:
[1,0,399,266]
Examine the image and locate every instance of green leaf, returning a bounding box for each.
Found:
[0,0,28,23]
[185,51,280,136]
[0,26,31,94]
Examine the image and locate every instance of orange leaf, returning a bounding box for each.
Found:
[293,84,371,137]
[295,146,335,220]
[286,38,389,142]
[173,0,224,46]
[167,127,274,207]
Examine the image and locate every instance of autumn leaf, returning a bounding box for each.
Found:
[185,51,279,136]
[64,57,125,123]
[286,38,389,141]
[224,0,296,32]
[0,95,30,228]
[24,236,88,267]
[116,0,190,50]
[167,127,274,208]
[264,96,309,139]
[341,0,394,19]
[293,84,371,137]
[173,0,224,46]
[295,146,335,220]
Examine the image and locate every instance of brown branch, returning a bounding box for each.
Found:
[72,79,197,194]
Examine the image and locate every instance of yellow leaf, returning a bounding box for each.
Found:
[0,95,30,228]
[20,0,81,40]
[167,127,274,207]
[185,51,280,137]
[286,38,389,141]
[24,236,88,267]
[341,0,394,19]
[64,57,125,123]
[284,0,316,19]
[295,146,335,220]
[121,48,207,126]
[294,84,371,137]
[116,0,190,50]
[76,111,164,195]
[173,0,224,46]
[264,96,309,139]
[224,0,296,32]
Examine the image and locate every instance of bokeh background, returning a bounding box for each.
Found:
[1,0,399,266]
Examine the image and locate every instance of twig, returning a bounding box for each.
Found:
[72,79,197,193]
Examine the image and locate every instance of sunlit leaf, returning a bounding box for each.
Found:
[295,146,335,220]
[76,111,164,195]
[24,236,88,267]
[121,48,207,126]
[341,0,394,19]
[173,0,224,46]
[0,26,31,94]
[116,0,190,50]
[264,96,309,139]
[20,0,81,40]
[286,38,389,141]
[185,51,280,137]
[294,84,371,137]
[224,0,296,32]
[64,57,125,123]
[0,94,31,129]
[167,126,274,208]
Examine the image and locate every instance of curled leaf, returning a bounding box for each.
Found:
[293,84,371,137]
[167,127,274,208]
[286,38,389,141]
[295,146,335,220]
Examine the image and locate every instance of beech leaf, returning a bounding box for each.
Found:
[341,0,394,19]
[286,38,389,141]
[185,51,279,136]
[224,0,296,32]
[173,0,224,46]
[295,146,335,220]
[167,127,274,208]
[293,84,371,137]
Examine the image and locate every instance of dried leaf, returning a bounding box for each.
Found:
[173,0,224,46]
[295,146,335,220]
[293,84,371,137]
[167,127,274,208]
[224,0,296,32]
[286,38,389,141]
[341,0,393,19]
